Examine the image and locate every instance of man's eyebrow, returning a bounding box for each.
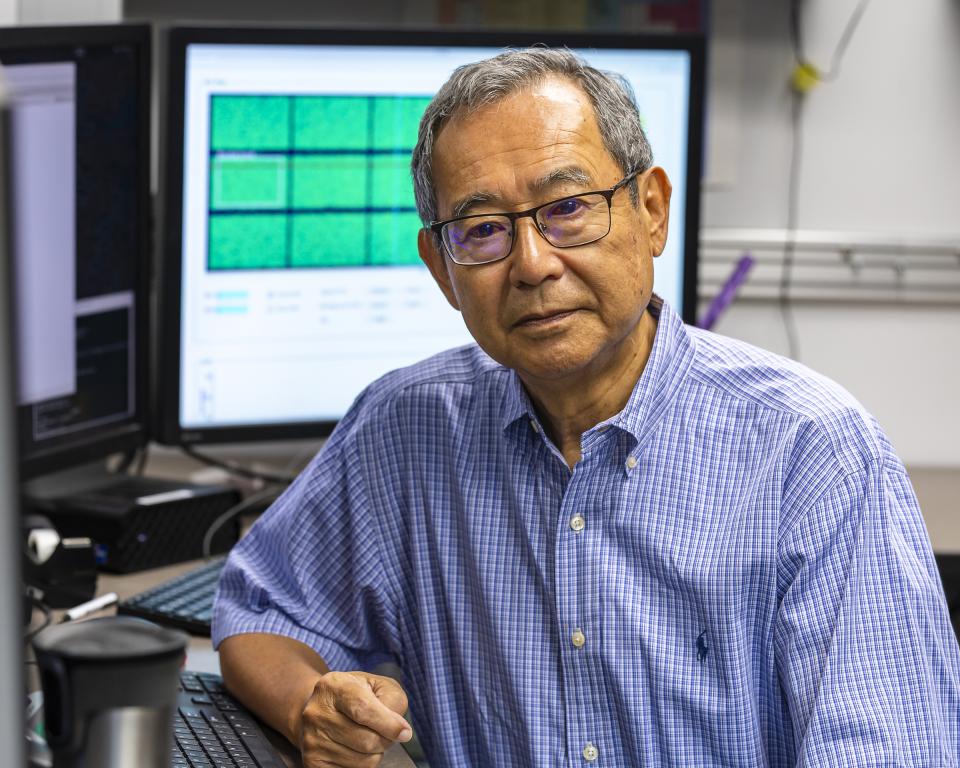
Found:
[451,192,496,219]
[532,166,593,192]
[446,167,593,220]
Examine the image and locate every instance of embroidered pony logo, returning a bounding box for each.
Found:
[696,630,709,663]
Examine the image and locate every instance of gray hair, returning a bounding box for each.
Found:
[411,47,654,225]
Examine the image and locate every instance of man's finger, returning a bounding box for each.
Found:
[312,709,394,754]
[366,674,409,717]
[333,678,411,742]
[301,717,387,767]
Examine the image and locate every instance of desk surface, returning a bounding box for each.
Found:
[96,559,417,768]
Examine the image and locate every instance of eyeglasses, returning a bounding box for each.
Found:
[428,170,640,266]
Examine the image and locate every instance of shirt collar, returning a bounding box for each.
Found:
[609,296,695,443]
[500,296,696,442]
[501,363,535,430]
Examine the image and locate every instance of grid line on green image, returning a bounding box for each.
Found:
[207,94,428,271]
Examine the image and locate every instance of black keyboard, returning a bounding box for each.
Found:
[119,557,226,635]
[175,670,286,768]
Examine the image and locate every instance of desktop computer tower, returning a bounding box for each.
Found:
[33,477,241,573]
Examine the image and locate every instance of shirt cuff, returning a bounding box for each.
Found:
[211,603,365,673]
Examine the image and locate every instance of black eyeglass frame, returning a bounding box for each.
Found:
[428,168,642,266]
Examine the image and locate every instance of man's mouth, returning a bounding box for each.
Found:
[514,309,581,327]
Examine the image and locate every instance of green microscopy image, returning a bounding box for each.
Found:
[371,96,431,150]
[209,214,287,270]
[211,156,288,210]
[291,213,366,267]
[211,95,290,151]
[369,212,423,266]
[370,155,414,210]
[294,96,369,150]
[208,93,429,270]
[292,155,367,209]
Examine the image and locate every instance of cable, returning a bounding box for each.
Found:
[779,88,804,361]
[202,485,283,559]
[133,443,149,476]
[790,0,872,76]
[23,598,51,645]
[196,441,319,557]
[781,0,872,361]
[114,447,139,475]
[790,0,807,65]
[180,445,298,485]
[819,0,872,82]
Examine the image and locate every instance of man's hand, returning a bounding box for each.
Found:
[298,670,411,768]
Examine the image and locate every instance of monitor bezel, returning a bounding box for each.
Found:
[157,25,705,446]
[0,23,152,479]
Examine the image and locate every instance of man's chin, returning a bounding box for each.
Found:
[510,347,601,384]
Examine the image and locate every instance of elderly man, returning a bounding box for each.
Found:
[214,49,960,767]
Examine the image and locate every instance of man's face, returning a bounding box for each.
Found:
[418,76,671,386]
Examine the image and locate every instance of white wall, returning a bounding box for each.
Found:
[0,0,15,24]
[701,0,960,467]
[15,0,121,23]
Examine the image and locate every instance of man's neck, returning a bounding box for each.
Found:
[521,310,659,469]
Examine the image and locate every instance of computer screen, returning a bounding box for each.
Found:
[0,25,151,479]
[158,28,703,445]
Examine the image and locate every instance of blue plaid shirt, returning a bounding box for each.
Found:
[214,300,960,767]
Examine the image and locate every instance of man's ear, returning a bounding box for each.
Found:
[418,228,461,311]
[640,166,672,258]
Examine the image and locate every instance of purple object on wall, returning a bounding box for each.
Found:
[696,254,755,330]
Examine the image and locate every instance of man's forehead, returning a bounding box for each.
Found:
[431,77,616,215]
[440,74,592,137]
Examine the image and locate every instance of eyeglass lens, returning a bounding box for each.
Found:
[442,192,612,265]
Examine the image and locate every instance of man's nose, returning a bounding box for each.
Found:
[508,217,565,287]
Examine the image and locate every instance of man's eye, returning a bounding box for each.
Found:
[546,197,586,218]
[466,220,505,240]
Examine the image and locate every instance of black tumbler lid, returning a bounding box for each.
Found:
[32,616,187,662]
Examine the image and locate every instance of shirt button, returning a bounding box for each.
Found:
[625,455,638,470]
[569,514,585,533]
[583,742,599,762]
[571,629,586,649]
[529,419,540,433]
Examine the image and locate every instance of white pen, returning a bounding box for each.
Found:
[61,592,120,623]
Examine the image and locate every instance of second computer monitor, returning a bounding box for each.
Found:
[0,25,151,479]
[159,28,704,445]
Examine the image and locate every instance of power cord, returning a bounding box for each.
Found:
[23,596,51,645]
[780,87,804,361]
[201,485,284,559]
[192,441,321,557]
[180,444,298,485]
[782,0,872,361]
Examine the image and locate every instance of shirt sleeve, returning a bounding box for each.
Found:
[211,411,398,673]
[775,457,960,766]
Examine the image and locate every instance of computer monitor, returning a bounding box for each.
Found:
[158,27,704,445]
[0,25,152,480]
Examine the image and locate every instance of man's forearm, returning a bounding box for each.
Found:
[219,632,331,745]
